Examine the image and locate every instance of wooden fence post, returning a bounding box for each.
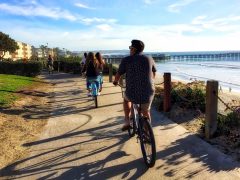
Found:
[109,63,113,82]
[164,73,171,112]
[205,80,218,139]
[58,61,60,72]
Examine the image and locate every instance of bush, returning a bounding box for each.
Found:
[0,60,42,77]
[53,60,81,74]
[102,63,118,75]
[48,56,82,74]
[171,81,206,111]
[216,111,240,135]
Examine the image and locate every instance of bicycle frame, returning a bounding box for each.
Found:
[88,79,99,96]
[88,79,99,108]
[131,103,142,136]
[90,81,98,96]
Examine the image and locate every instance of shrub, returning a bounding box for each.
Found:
[0,60,42,77]
[49,56,82,74]
[53,60,81,74]
[103,63,118,75]
[171,81,206,112]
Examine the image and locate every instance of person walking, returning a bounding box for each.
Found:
[81,52,87,65]
[113,40,157,131]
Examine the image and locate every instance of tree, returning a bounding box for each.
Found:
[53,47,61,58]
[39,45,48,58]
[0,32,19,60]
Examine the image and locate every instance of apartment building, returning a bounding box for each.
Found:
[33,48,55,58]
[2,41,32,60]
[1,41,69,60]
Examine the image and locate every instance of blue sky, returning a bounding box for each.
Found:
[0,0,240,52]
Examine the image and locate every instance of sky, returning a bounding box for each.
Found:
[0,0,240,52]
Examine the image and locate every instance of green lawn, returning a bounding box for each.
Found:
[0,74,37,107]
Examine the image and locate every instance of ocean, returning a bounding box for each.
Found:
[156,60,240,92]
[104,50,240,92]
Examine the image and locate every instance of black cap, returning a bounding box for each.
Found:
[130,39,145,52]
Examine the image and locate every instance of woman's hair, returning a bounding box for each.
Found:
[86,52,97,67]
[95,52,105,65]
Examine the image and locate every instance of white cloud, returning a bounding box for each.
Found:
[96,24,113,31]
[62,32,69,37]
[4,21,239,52]
[2,14,240,52]
[191,15,240,32]
[0,3,77,21]
[81,17,117,25]
[143,0,158,5]
[167,0,197,13]
[75,2,95,9]
[0,2,117,25]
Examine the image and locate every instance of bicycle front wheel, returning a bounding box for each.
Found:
[139,117,156,167]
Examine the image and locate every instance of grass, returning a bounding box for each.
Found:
[0,74,37,107]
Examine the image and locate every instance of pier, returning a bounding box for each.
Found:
[104,51,240,64]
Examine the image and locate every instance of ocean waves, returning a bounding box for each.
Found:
[156,60,240,91]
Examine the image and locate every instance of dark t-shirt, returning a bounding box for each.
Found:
[117,53,157,104]
[86,61,100,77]
[47,57,53,65]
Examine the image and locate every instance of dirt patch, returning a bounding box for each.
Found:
[0,80,52,169]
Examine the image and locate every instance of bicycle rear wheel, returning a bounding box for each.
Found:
[94,95,98,108]
[128,105,137,137]
[139,117,156,167]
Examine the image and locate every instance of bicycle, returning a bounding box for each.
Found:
[48,63,53,74]
[88,79,100,108]
[118,84,156,167]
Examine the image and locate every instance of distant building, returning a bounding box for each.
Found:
[2,41,32,60]
[0,40,73,60]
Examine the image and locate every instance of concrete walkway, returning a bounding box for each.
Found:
[1,73,240,180]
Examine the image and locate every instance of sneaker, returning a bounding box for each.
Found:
[97,92,101,95]
[88,92,92,97]
[121,124,131,131]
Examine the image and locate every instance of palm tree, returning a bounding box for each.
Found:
[53,47,61,58]
[39,45,47,58]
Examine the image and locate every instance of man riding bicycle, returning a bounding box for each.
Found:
[47,54,54,74]
[113,39,157,131]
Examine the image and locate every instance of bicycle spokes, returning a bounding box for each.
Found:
[139,118,156,167]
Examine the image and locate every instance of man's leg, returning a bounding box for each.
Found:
[122,98,131,130]
[141,95,154,121]
[141,108,151,121]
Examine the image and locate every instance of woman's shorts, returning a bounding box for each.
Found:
[86,76,101,90]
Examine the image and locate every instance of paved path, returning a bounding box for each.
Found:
[1,73,240,180]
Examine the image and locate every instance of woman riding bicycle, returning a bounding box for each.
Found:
[95,52,105,92]
[83,52,102,96]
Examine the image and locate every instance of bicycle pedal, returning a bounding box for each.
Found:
[136,136,140,143]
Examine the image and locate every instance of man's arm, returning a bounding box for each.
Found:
[113,58,126,85]
[113,72,121,85]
